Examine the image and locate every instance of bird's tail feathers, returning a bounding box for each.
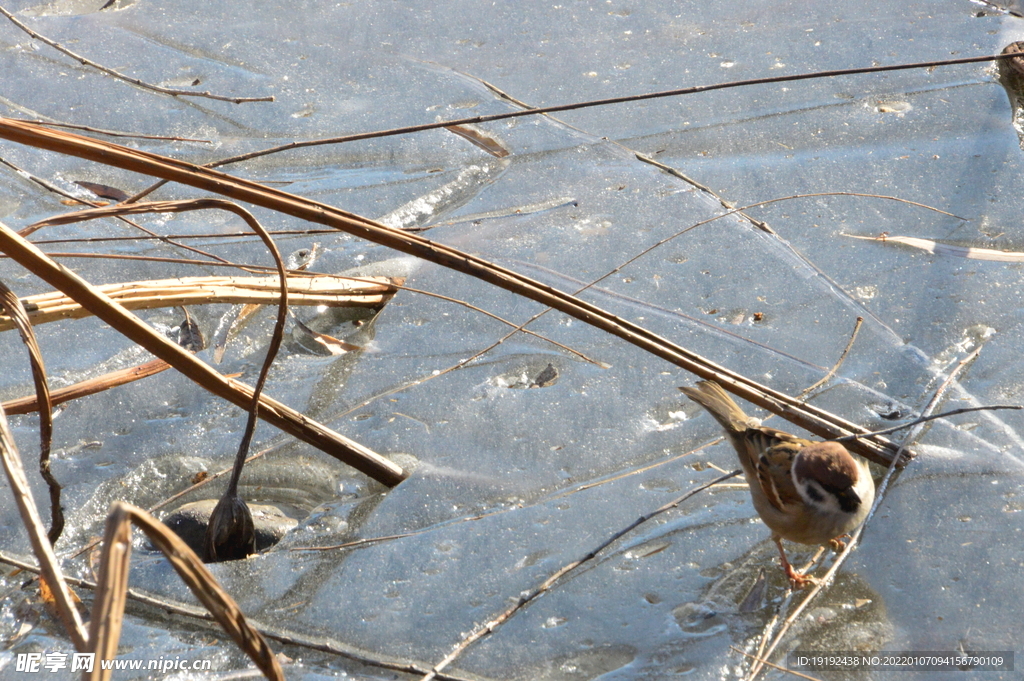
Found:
[679,380,752,433]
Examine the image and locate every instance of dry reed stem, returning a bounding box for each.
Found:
[89,503,283,681]
[0,280,63,542]
[0,217,406,486]
[0,118,902,466]
[2,359,171,415]
[0,274,397,332]
[0,404,88,650]
[87,508,131,681]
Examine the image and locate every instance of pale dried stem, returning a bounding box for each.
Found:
[2,359,170,415]
[0,404,88,650]
[85,503,283,681]
[0,273,397,332]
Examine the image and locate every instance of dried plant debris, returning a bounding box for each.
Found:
[444,123,511,158]
[844,233,1024,262]
[289,310,362,356]
[176,307,205,352]
[73,180,130,202]
[0,274,398,332]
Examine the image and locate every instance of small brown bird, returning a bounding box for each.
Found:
[679,380,875,588]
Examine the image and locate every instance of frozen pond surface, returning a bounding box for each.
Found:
[1,0,1024,679]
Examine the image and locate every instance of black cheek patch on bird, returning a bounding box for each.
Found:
[803,483,825,504]
[823,484,861,514]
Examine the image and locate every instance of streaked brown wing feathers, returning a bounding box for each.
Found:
[742,428,807,512]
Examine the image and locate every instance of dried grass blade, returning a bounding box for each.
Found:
[0,404,88,650]
[844,234,1024,262]
[87,505,132,681]
[123,503,283,680]
[0,280,62,543]
[444,124,510,157]
[290,311,361,355]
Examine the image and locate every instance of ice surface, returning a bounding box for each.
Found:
[1,1,1023,680]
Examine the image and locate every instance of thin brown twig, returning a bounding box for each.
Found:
[832,405,1022,441]
[745,347,984,679]
[0,155,244,268]
[417,471,742,681]
[26,228,338,245]
[798,316,863,398]
[0,5,273,103]
[117,49,1017,202]
[169,51,1023,170]
[1,359,170,415]
[16,118,213,143]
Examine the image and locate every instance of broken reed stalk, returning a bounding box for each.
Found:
[88,503,284,680]
[0,118,901,466]
[0,212,406,487]
[2,359,170,415]
[0,281,62,543]
[0,273,397,332]
[0,403,88,650]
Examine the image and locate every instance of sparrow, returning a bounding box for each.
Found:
[679,380,875,588]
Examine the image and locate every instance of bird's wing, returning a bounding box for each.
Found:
[742,428,807,512]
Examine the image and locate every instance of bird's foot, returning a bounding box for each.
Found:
[783,562,821,589]
[773,535,819,590]
[829,534,853,553]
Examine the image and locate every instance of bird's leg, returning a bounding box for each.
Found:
[773,536,819,589]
